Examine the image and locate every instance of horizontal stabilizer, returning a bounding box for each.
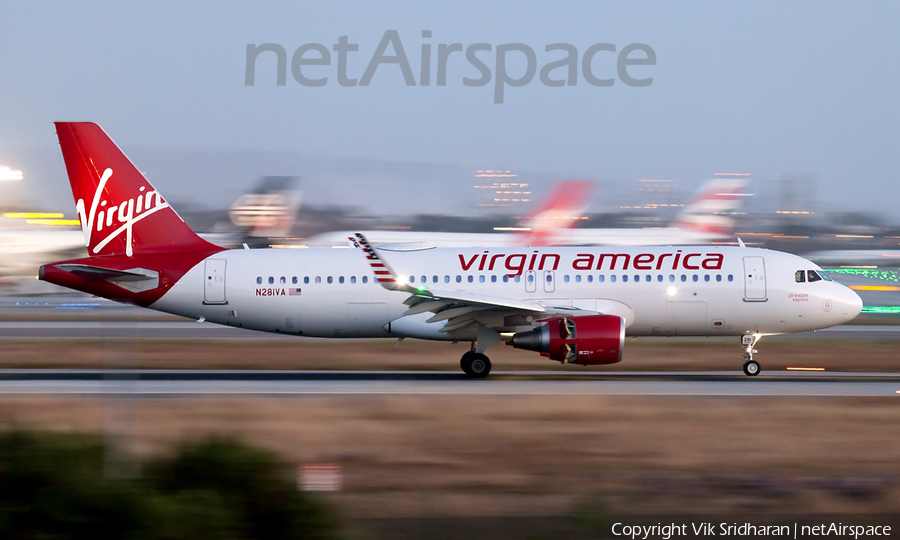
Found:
[54,264,155,281]
[51,264,159,293]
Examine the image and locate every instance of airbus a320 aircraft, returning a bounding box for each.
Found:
[39,123,862,377]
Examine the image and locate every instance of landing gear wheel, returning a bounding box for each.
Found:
[743,360,760,377]
[460,352,491,378]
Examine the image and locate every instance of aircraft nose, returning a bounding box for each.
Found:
[837,286,863,323]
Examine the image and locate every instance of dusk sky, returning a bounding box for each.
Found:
[1,1,898,218]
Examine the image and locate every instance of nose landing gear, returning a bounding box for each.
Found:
[742,334,762,376]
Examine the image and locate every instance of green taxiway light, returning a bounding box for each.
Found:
[825,268,900,282]
[861,306,900,314]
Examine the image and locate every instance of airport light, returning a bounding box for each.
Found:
[0,166,23,181]
[26,219,80,226]
[5,212,64,219]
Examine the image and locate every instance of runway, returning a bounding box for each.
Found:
[1,320,900,341]
[0,370,898,396]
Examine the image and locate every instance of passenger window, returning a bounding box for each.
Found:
[610,275,616,283]
[669,275,675,282]
[467,275,474,283]
[444,275,450,283]
[807,270,823,282]
[350,276,356,284]
[645,275,651,282]
[657,275,663,282]
[339,276,344,284]
[280,276,286,284]
[362,276,368,284]
[716,274,722,282]
[704,275,710,282]
[564,275,570,283]
[421,276,426,283]
[456,275,462,283]
[256,276,262,284]
[268,277,274,285]
[575,275,582,283]
[292,276,298,284]
[623,275,629,283]
[327,276,333,284]
[727,274,734,282]
[503,275,509,283]
[304,276,310,284]
[587,275,593,283]
[479,275,485,283]
[315,276,321,284]
[491,275,497,283]
[433,275,438,283]
[527,274,534,283]
[795,270,806,283]
[681,275,687,282]
[692,275,699,282]
[634,275,640,282]
[410,275,415,283]
[514,275,521,283]
[598,275,605,283]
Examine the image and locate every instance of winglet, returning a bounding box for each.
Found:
[353,233,408,291]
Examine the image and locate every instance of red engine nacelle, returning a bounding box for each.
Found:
[509,314,625,365]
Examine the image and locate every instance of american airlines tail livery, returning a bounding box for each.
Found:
[40,123,862,377]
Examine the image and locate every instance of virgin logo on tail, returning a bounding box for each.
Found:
[74,167,170,257]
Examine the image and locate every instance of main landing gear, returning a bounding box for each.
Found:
[742,334,762,377]
[460,326,500,378]
[460,351,491,378]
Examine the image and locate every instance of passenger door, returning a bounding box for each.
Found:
[203,259,227,304]
[742,256,767,301]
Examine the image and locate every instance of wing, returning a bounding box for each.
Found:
[352,233,597,334]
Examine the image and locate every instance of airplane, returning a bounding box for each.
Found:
[0,228,86,277]
[38,123,862,378]
[300,176,747,248]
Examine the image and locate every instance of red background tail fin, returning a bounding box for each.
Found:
[55,122,217,257]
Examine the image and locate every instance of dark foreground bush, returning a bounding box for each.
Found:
[0,431,335,540]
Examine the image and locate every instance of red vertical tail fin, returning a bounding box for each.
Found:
[55,122,216,257]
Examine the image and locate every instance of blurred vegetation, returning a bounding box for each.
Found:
[0,431,335,540]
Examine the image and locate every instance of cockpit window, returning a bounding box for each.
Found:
[821,271,833,281]
[794,270,805,283]
[807,270,823,282]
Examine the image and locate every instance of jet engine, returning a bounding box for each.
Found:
[509,315,625,365]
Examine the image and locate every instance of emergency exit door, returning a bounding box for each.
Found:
[204,259,227,304]
[525,270,536,293]
[543,270,555,293]
[742,256,767,301]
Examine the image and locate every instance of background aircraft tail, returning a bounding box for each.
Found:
[55,122,217,257]
[674,177,748,234]
[516,180,593,245]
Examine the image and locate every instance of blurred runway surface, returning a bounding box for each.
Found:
[0,320,897,341]
[0,370,897,396]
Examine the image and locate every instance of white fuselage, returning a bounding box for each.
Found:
[151,245,862,341]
